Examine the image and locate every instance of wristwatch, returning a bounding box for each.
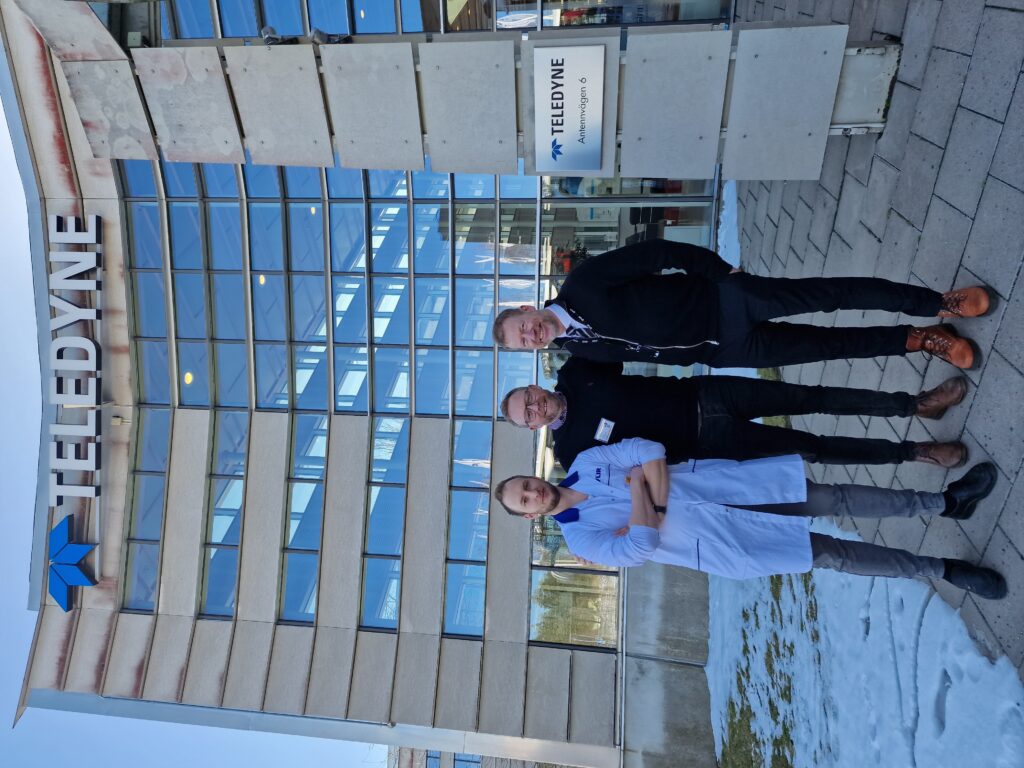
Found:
[652,504,667,515]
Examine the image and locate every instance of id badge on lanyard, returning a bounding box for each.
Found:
[594,418,615,443]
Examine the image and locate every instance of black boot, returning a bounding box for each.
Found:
[941,462,998,520]
[942,559,1007,600]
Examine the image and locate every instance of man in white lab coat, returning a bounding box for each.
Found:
[494,438,1006,599]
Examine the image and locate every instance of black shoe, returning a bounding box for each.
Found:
[942,559,1007,600]
[941,462,998,520]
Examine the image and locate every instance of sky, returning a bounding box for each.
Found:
[0,81,388,768]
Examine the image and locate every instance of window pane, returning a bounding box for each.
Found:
[124,542,160,611]
[330,203,366,272]
[162,160,197,197]
[291,274,327,341]
[500,158,538,199]
[455,278,494,345]
[412,156,448,198]
[332,276,368,343]
[445,0,492,31]
[414,348,449,415]
[448,491,489,561]
[281,552,319,622]
[208,202,242,270]
[334,346,369,411]
[497,351,533,412]
[367,169,406,198]
[412,204,449,273]
[178,341,211,406]
[444,563,485,636]
[201,547,238,616]
[213,411,249,475]
[134,273,167,337]
[308,0,350,33]
[452,420,491,488]
[294,345,328,410]
[123,160,156,197]
[414,278,450,346]
[327,162,362,198]
[498,278,536,311]
[373,347,410,413]
[370,417,410,483]
[261,0,303,36]
[454,205,495,274]
[244,161,280,198]
[252,273,287,340]
[284,166,321,198]
[173,0,214,38]
[215,343,249,407]
[370,203,409,272]
[138,341,171,405]
[361,558,400,628]
[208,477,244,545]
[499,203,537,275]
[173,273,207,339]
[530,570,618,647]
[371,277,410,344]
[287,480,324,549]
[169,202,202,269]
[137,408,171,471]
[131,474,166,539]
[130,202,162,269]
[290,203,326,272]
[212,274,246,340]
[249,203,284,271]
[454,350,493,416]
[292,413,328,478]
[255,343,289,409]
[454,174,494,199]
[366,486,405,555]
[202,163,239,196]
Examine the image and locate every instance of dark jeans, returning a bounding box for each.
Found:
[711,273,943,368]
[694,375,918,464]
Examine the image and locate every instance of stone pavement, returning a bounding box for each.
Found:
[733,0,1024,675]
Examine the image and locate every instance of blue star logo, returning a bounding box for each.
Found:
[47,515,96,612]
[551,138,563,161]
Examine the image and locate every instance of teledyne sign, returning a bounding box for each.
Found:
[534,45,605,173]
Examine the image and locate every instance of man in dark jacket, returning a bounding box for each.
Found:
[499,357,969,470]
[492,239,988,369]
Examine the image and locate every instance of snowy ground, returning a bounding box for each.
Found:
[706,522,1024,768]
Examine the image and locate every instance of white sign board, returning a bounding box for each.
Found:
[533,46,605,173]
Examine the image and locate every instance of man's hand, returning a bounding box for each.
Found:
[729,267,743,274]
[574,554,597,566]
[613,526,629,537]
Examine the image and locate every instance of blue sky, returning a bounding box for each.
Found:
[0,85,387,768]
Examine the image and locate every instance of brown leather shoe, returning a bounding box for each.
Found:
[906,325,976,369]
[912,440,968,468]
[915,376,969,419]
[939,286,992,318]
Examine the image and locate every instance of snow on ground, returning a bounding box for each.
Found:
[706,521,1024,768]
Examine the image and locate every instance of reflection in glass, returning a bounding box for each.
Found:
[455,278,494,345]
[212,274,246,340]
[366,486,405,555]
[294,344,327,411]
[529,570,618,647]
[373,348,410,413]
[173,273,207,339]
[400,0,441,32]
[249,203,284,271]
[329,203,366,272]
[251,273,287,340]
[290,203,326,272]
[291,274,328,341]
[444,563,486,636]
[412,156,448,198]
[498,351,534,411]
[500,158,538,198]
[215,343,249,407]
[287,481,324,549]
[414,348,449,415]
[213,412,249,476]
[327,161,362,198]
[137,408,171,471]
[123,159,156,197]
[255,343,289,409]
[455,351,493,416]
[178,341,211,407]
[284,165,321,198]
[130,203,162,268]
[372,277,410,344]
[370,204,409,272]
[208,202,242,270]
[292,413,328,478]
[201,547,239,616]
[498,278,535,311]
[332,276,368,343]
[162,160,197,197]
[308,0,350,33]
[414,278,450,346]
[169,202,202,269]
[202,163,239,196]
[172,0,214,38]
[452,421,491,488]
[281,552,319,622]
[131,474,166,540]
[367,170,406,198]
[261,0,303,37]
[138,340,171,404]
[124,542,160,611]
[243,160,280,198]
[334,346,369,411]
[454,174,494,199]
[134,273,167,337]
[361,558,400,628]
[370,417,410,483]
[445,0,492,31]
[499,204,537,275]
[208,478,244,545]
[454,205,495,274]
[412,205,449,273]
[448,491,489,561]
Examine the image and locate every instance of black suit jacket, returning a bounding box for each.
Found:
[552,357,701,468]
[547,238,733,365]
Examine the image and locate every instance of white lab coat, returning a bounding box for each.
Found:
[557,438,814,579]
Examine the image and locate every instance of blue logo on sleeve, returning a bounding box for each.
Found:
[551,138,563,161]
[48,515,97,612]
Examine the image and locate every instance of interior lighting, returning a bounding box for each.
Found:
[258,274,266,286]
[183,371,194,385]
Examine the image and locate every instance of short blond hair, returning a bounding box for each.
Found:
[492,307,526,346]
[500,387,527,426]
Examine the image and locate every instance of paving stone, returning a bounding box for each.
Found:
[799,360,825,386]
[880,355,925,436]
[934,108,1003,218]
[976,526,1024,666]
[845,135,876,185]
[892,134,944,229]
[866,419,902,489]
[875,212,921,283]
[910,48,971,148]
[769,253,787,277]
[821,358,852,388]
[820,136,850,199]
[774,210,794,261]
[987,0,1024,10]
[898,0,942,88]
[861,157,900,238]
[760,218,778,267]
[850,224,883,277]
[809,190,839,253]
[853,515,882,544]
[834,174,867,246]
[785,249,806,277]
[877,514,929,555]
[958,596,1006,662]
[949,429,1015,555]
[849,356,885,392]
[912,196,973,292]
[946,264,1011,386]
[849,0,880,38]
[877,82,921,169]
[824,231,855,278]
[803,244,827,277]
[933,0,986,54]
[831,0,854,22]
[922,519,979,608]
[755,185,770,231]
[993,264,1024,373]
[835,413,866,440]
[873,0,908,36]
[997,470,1024,569]
[963,178,1024,299]
[781,180,801,216]
[960,8,1024,121]
[791,199,813,258]
[968,351,1024,476]
[767,181,783,225]
[990,73,1024,193]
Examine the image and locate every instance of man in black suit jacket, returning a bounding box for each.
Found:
[491,239,988,369]
[499,357,969,470]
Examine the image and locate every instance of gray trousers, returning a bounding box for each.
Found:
[739,481,947,580]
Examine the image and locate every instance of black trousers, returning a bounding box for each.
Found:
[693,375,918,464]
[710,273,943,368]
